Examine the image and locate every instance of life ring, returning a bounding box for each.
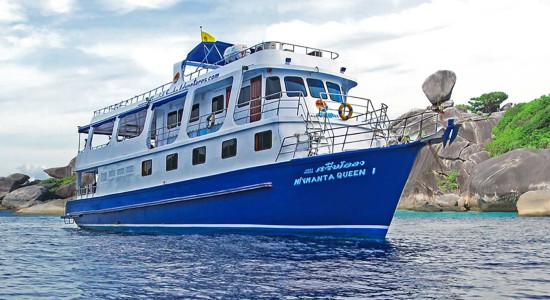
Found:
[206,113,216,129]
[315,98,328,111]
[338,103,353,120]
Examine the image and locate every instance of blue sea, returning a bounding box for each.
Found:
[0,210,548,299]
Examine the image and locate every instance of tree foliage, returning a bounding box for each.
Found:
[468,91,508,113]
[485,94,550,156]
[455,104,470,112]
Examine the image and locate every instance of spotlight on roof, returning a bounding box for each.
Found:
[340,67,347,74]
[285,58,291,65]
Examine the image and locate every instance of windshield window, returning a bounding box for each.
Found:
[284,76,307,97]
[306,78,327,99]
[326,82,343,102]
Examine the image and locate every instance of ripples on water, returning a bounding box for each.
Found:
[0,210,548,299]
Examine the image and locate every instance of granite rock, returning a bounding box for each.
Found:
[517,190,550,217]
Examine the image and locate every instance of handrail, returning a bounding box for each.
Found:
[75,183,96,199]
[93,82,172,117]
[276,109,442,161]
[248,41,339,60]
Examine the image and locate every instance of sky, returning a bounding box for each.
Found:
[1,0,549,178]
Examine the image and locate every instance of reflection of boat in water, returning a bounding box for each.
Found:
[64,37,458,237]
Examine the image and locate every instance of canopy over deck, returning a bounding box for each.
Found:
[182,41,233,71]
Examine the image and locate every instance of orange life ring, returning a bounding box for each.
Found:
[315,99,328,111]
[338,103,353,120]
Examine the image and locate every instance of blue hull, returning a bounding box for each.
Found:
[66,142,424,237]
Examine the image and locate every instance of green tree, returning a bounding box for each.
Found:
[468,91,508,113]
[455,104,470,112]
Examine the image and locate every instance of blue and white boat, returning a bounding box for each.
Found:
[64,39,457,237]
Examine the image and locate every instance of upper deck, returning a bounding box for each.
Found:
[89,41,341,120]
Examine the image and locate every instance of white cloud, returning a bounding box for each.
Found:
[79,36,193,77]
[17,163,48,180]
[42,0,74,14]
[0,0,25,23]
[0,24,65,60]
[99,0,182,13]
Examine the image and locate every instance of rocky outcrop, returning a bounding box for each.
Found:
[1,185,49,209]
[466,149,550,211]
[517,190,550,216]
[0,157,78,215]
[397,106,503,211]
[16,199,67,215]
[0,173,30,200]
[43,157,76,179]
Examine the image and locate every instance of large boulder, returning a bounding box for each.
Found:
[16,199,67,216]
[43,157,76,179]
[1,185,48,209]
[0,173,30,200]
[516,190,550,217]
[422,70,457,106]
[467,149,550,211]
[55,183,75,199]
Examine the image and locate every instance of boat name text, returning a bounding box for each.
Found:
[294,160,373,186]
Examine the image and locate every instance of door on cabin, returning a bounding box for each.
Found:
[249,76,262,122]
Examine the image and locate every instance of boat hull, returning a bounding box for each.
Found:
[66,142,424,237]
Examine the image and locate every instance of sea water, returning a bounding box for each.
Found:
[0,210,548,299]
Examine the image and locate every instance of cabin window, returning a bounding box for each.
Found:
[166,153,178,171]
[190,104,200,122]
[167,109,183,129]
[109,170,116,178]
[306,78,327,99]
[326,82,343,102]
[117,168,124,176]
[212,95,224,113]
[237,85,251,107]
[192,146,206,165]
[254,130,272,151]
[125,166,134,175]
[100,172,107,182]
[117,109,147,141]
[90,118,115,149]
[141,160,152,176]
[222,138,237,159]
[265,77,282,100]
[284,76,307,97]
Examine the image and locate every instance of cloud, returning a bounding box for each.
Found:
[99,0,183,13]
[78,35,194,77]
[41,0,75,14]
[0,24,65,61]
[17,163,48,180]
[0,0,25,23]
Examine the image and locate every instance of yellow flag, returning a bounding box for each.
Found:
[201,30,216,42]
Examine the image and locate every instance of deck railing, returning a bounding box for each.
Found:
[75,183,96,199]
[276,110,443,161]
